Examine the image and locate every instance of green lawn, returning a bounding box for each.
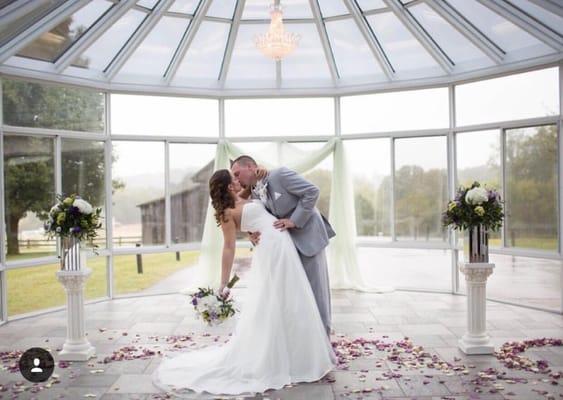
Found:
[113,251,199,295]
[6,251,199,316]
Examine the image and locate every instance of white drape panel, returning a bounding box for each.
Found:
[180,138,393,294]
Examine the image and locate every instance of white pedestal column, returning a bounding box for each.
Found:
[56,268,96,361]
[458,262,495,355]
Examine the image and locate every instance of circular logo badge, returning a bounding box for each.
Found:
[18,347,55,383]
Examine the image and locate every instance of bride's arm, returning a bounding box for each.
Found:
[219,211,237,291]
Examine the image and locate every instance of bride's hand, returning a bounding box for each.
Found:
[219,283,230,298]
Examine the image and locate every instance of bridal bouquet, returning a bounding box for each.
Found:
[44,193,103,245]
[190,274,240,326]
[442,181,504,231]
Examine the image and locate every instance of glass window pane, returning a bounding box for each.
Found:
[7,257,107,317]
[4,135,55,261]
[0,0,66,48]
[456,129,501,247]
[72,8,147,71]
[225,98,334,137]
[111,94,218,136]
[116,16,190,81]
[112,141,165,247]
[113,251,199,295]
[281,23,332,87]
[508,0,563,36]
[342,87,449,134]
[325,18,385,82]
[345,138,391,239]
[447,0,552,57]
[409,3,493,68]
[459,254,561,311]
[225,24,276,87]
[394,136,448,241]
[61,139,107,249]
[169,0,199,14]
[366,12,441,76]
[173,21,230,85]
[169,143,216,244]
[7,263,66,316]
[17,1,113,62]
[318,0,349,17]
[455,67,559,126]
[505,125,558,251]
[242,0,313,19]
[207,0,237,18]
[137,0,159,9]
[359,248,451,291]
[2,78,105,132]
[356,0,386,11]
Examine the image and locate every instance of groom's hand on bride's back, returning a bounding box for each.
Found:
[248,231,261,246]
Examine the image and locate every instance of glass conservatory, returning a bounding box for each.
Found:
[0,0,561,325]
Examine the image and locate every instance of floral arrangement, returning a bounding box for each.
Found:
[442,181,504,231]
[44,193,102,247]
[190,274,240,326]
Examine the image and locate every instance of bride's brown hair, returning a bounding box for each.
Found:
[209,169,235,226]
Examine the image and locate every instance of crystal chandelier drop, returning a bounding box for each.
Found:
[254,3,300,61]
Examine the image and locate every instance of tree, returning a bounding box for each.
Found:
[2,80,122,255]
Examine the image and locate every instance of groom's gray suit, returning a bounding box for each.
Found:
[250,167,335,336]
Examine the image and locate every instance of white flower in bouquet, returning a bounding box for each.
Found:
[73,198,93,214]
[465,187,488,205]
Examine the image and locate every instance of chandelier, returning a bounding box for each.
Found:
[254,3,300,61]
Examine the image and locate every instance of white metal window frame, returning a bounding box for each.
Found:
[0,61,561,325]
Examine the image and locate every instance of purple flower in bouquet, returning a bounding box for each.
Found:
[189,274,240,326]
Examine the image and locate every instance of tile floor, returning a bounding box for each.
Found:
[0,289,562,399]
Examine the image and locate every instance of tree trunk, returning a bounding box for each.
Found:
[6,213,21,256]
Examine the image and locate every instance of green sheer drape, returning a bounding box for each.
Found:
[180,138,393,294]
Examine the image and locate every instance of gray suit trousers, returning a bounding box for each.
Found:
[298,248,332,337]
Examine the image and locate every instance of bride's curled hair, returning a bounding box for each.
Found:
[209,169,235,226]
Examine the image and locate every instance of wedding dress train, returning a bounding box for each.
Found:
[152,199,337,398]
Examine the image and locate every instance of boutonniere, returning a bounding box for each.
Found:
[254,180,269,203]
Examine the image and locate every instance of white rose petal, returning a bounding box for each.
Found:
[465,187,488,205]
[73,199,93,214]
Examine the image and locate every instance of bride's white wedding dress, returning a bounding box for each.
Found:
[152,199,337,398]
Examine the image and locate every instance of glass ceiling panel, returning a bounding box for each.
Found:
[72,8,146,71]
[318,0,349,18]
[281,23,332,86]
[366,12,440,75]
[508,0,563,36]
[356,0,387,12]
[0,0,66,48]
[207,0,237,19]
[447,0,553,57]
[409,3,493,68]
[325,18,384,81]
[225,23,276,87]
[137,0,159,9]
[169,0,200,14]
[116,16,190,80]
[16,1,113,63]
[242,0,313,20]
[173,20,230,84]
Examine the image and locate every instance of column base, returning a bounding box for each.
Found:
[458,334,494,355]
[58,340,96,361]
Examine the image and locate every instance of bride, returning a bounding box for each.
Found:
[152,169,338,398]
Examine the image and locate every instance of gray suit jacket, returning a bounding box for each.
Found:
[250,166,336,257]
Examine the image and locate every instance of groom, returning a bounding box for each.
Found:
[230,155,336,337]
